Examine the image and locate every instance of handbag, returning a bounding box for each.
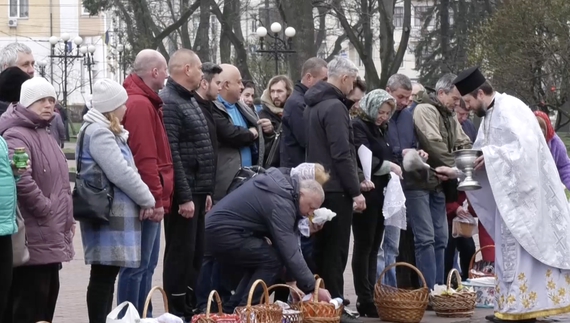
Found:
[264,122,283,168]
[72,123,113,223]
[12,205,29,267]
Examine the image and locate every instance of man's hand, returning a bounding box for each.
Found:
[390,162,403,178]
[205,195,213,213]
[249,127,259,139]
[360,180,375,192]
[418,149,429,160]
[151,206,165,222]
[179,201,195,218]
[316,288,332,302]
[139,208,154,221]
[309,222,324,234]
[11,159,30,176]
[257,118,274,134]
[434,166,458,181]
[353,194,366,212]
[456,206,470,219]
[474,155,485,171]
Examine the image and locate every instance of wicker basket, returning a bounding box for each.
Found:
[192,290,241,323]
[469,245,495,279]
[267,284,304,323]
[299,278,342,323]
[431,269,477,318]
[374,262,429,323]
[234,279,283,323]
[142,286,169,318]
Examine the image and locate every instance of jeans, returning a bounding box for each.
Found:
[195,258,241,313]
[118,220,161,316]
[376,225,401,287]
[87,265,121,323]
[0,235,12,319]
[405,190,448,290]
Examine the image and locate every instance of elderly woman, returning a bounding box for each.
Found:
[351,89,400,317]
[0,77,73,323]
[534,111,570,190]
[78,79,155,323]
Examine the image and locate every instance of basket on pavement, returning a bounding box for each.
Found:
[298,278,342,323]
[142,286,169,318]
[267,284,304,323]
[374,262,429,323]
[469,245,495,279]
[234,279,283,323]
[430,269,477,318]
[192,290,241,323]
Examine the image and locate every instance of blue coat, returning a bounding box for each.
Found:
[0,137,16,236]
[77,121,155,268]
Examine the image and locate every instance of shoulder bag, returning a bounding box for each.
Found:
[72,123,114,223]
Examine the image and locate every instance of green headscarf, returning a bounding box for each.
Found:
[358,89,396,123]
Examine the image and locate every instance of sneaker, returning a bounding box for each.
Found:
[340,309,362,323]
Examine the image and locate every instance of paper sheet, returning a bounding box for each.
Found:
[358,145,373,181]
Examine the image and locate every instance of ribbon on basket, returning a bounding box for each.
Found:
[192,290,241,323]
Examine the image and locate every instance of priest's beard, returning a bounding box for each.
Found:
[474,100,487,118]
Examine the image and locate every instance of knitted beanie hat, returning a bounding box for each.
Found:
[19,77,57,108]
[0,67,31,103]
[91,78,128,113]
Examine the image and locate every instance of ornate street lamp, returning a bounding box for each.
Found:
[256,22,296,75]
[48,33,85,108]
[116,43,132,82]
[79,44,96,94]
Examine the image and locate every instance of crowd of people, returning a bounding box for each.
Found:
[0,41,570,323]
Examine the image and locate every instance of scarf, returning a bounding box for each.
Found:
[358,89,395,124]
[83,108,129,142]
[534,111,555,142]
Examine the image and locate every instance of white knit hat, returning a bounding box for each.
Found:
[92,78,128,113]
[19,77,57,108]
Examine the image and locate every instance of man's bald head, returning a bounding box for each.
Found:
[218,64,243,104]
[132,49,168,91]
[167,48,203,91]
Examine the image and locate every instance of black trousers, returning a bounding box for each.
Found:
[3,263,60,323]
[351,191,385,304]
[206,230,282,313]
[444,223,476,281]
[313,192,353,299]
[87,264,121,323]
[0,235,13,319]
[163,194,207,319]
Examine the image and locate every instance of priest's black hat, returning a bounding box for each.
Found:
[453,66,486,96]
[0,66,31,103]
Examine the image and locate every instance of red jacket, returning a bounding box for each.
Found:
[123,74,174,213]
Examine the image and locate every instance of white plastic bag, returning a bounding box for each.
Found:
[106,301,141,323]
[383,172,407,230]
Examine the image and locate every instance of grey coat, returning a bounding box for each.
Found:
[212,100,265,202]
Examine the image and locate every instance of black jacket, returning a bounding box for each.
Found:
[205,168,315,294]
[352,117,394,205]
[194,93,219,163]
[280,83,308,167]
[304,81,360,198]
[161,79,216,198]
[0,101,9,116]
[258,105,281,168]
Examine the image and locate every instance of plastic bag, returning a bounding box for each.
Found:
[106,301,140,323]
[383,172,407,230]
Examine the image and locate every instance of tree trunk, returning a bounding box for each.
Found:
[194,0,211,61]
[218,0,233,63]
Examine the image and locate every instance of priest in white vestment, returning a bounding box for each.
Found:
[434,66,570,323]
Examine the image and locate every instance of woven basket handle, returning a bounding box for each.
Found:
[468,245,495,278]
[205,290,224,318]
[267,283,304,302]
[246,279,270,308]
[311,278,325,301]
[142,286,168,318]
[378,261,427,289]
[446,268,462,291]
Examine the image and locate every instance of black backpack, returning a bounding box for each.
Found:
[226,166,267,195]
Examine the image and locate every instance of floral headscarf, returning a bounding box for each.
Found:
[534,111,555,142]
[358,89,396,123]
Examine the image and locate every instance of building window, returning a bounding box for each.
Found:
[9,0,29,18]
[251,14,257,32]
[414,6,434,27]
[81,5,94,16]
[393,7,404,28]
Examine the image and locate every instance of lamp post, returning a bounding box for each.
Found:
[80,44,96,94]
[116,43,132,82]
[256,23,296,75]
[36,59,47,77]
[48,33,89,108]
